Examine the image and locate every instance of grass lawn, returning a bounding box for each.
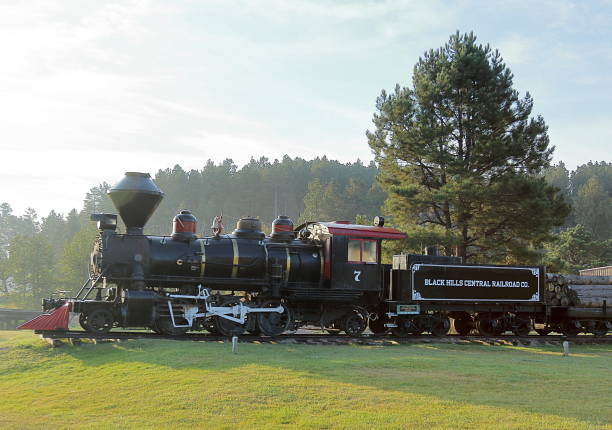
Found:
[1,331,611,429]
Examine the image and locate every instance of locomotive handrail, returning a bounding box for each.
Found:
[75,267,109,300]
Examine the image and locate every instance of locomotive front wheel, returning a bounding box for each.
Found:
[257,301,292,336]
[78,313,89,331]
[343,312,367,336]
[84,308,115,334]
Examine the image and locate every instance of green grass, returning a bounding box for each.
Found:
[1,331,611,429]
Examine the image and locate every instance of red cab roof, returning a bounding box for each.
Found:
[316,221,406,240]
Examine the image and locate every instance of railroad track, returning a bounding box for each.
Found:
[34,330,612,346]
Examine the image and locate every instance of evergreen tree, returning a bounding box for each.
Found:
[574,177,612,240]
[65,209,82,238]
[0,256,8,295]
[544,162,571,199]
[59,223,98,291]
[367,32,570,262]
[41,210,68,253]
[82,183,113,220]
[6,234,57,306]
[570,161,612,197]
[545,225,612,273]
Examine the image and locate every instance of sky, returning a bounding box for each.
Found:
[0,0,611,217]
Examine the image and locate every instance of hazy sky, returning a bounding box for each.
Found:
[1,0,611,217]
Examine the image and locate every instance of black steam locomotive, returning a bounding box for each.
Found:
[48,172,407,337]
[24,172,610,337]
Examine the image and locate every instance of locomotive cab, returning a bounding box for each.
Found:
[304,221,406,293]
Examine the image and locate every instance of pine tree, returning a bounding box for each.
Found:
[367,32,570,262]
[6,234,57,305]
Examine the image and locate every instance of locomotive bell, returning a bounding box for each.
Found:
[108,172,164,235]
[172,210,197,241]
[233,217,265,240]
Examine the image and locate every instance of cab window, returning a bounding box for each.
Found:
[348,239,361,262]
[348,238,378,263]
[362,240,377,263]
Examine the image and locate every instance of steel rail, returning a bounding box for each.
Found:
[34,330,612,344]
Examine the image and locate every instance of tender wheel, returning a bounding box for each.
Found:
[453,316,473,336]
[430,314,450,337]
[476,313,500,337]
[561,320,581,337]
[587,321,608,336]
[368,315,388,335]
[512,316,532,336]
[393,317,423,336]
[257,300,292,336]
[155,316,189,336]
[343,312,367,336]
[84,308,115,334]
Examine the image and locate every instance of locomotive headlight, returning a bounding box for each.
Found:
[90,213,118,231]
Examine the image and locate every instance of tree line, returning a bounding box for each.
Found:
[543,161,612,272]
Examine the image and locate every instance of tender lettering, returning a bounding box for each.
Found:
[423,278,530,288]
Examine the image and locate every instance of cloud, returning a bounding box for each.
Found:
[0,0,610,216]
[550,116,612,169]
[496,34,536,65]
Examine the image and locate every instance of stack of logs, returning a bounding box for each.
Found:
[546,273,612,307]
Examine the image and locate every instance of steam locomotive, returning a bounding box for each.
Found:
[21,172,611,337]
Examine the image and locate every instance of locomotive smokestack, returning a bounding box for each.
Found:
[108,172,164,235]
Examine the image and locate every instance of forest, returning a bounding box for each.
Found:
[0,155,610,308]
